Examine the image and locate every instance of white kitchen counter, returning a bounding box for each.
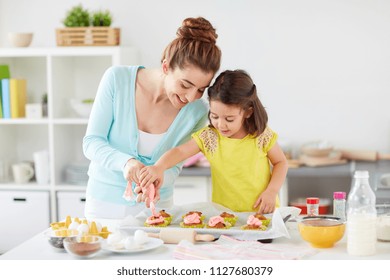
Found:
[1,220,389,260]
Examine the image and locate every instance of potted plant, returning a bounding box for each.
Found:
[91,10,112,27]
[63,5,90,27]
[56,5,120,46]
[42,93,48,117]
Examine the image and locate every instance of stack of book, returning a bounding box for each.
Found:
[0,65,27,119]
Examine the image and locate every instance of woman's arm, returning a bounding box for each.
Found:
[83,67,137,171]
[253,142,288,213]
[139,139,201,189]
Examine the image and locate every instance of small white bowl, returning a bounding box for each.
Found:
[70,99,93,118]
[8,32,33,47]
[301,141,333,157]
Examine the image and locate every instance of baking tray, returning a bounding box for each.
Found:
[119,203,300,241]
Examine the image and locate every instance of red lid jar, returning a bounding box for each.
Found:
[306,197,320,216]
[306,197,320,205]
[290,197,331,215]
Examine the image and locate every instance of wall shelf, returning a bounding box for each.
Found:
[0,46,138,224]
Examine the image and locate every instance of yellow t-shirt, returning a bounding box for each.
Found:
[192,126,279,212]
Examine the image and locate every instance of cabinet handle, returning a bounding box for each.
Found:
[13,198,27,202]
[80,198,86,202]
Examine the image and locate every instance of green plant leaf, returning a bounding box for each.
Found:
[91,10,112,27]
[63,4,90,27]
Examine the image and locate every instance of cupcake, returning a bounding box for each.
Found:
[144,214,170,227]
[181,211,205,221]
[158,210,173,225]
[180,211,205,228]
[241,213,270,231]
[206,215,231,229]
[220,212,238,226]
[144,209,172,227]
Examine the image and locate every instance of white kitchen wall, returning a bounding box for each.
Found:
[1,0,389,153]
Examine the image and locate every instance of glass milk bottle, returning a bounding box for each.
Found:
[347,170,377,256]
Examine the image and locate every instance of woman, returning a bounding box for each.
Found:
[83,17,222,219]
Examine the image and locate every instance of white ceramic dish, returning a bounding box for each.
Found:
[102,237,163,253]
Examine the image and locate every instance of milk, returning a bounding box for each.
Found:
[347,213,377,256]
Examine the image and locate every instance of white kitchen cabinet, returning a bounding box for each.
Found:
[0,190,50,253]
[173,175,211,205]
[0,47,138,222]
[56,191,86,221]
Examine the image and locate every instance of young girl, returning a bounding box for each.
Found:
[139,70,288,213]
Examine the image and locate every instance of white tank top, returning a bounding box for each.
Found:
[138,129,166,157]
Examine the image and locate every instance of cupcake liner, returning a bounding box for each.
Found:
[180,222,205,228]
[240,224,267,231]
[223,216,238,226]
[144,219,170,227]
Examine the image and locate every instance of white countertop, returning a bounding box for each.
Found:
[1,220,389,260]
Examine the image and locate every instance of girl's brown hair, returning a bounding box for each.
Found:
[207,70,268,137]
[161,17,221,74]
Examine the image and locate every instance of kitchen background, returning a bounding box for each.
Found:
[1,0,389,153]
[0,0,390,254]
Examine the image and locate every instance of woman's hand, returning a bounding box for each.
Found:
[253,189,277,214]
[123,159,145,185]
[134,182,161,208]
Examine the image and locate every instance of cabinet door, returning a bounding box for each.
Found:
[56,191,86,221]
[173,176,210,205]
[0,190,50,253]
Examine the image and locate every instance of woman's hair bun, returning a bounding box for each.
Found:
[177,17,218,44]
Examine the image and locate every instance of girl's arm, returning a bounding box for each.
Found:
[253,142,288,213]
[139,139,201,189]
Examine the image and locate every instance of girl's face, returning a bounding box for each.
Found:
[163,62,214,109]
[209,100,251,139]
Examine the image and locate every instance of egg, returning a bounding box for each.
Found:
[134,230,149,245]
[77,223,89,235]
[68,221,80,230]
[107,232,124,246]
[124,236,137,250]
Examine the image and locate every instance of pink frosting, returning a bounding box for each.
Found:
[208,216,225,227]
[246,215,263,227]
[146,215,164,225]
[184,213,201,224]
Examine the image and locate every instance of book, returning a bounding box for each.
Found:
[0,65,10,119]
[1,79,11,118]
[0,65,10,79]
[0,81,3,118]
[10,79,27,118]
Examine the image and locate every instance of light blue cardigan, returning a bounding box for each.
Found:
[83,66,208,205]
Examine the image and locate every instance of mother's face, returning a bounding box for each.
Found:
[163,63,214,109]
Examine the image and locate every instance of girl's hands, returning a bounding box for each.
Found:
[133,165,164,207]
[139,165,164,191]
[253,189,277,214]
